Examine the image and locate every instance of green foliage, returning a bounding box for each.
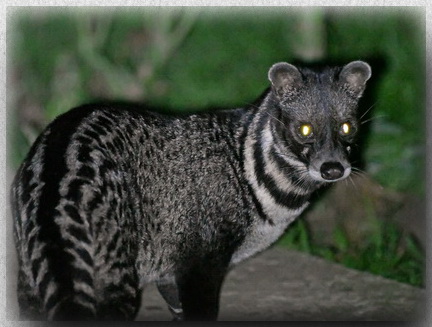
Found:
[155,9,299,109]
[277,217,425,288]
[277,220,312,254]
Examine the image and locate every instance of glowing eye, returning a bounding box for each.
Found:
[299,124,313,137]
[341,122,351,134]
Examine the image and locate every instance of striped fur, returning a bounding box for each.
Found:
[11,61,371,320]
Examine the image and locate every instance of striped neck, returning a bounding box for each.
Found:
[242,105,320,222]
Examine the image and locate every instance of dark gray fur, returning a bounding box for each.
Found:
[10,61,371,320]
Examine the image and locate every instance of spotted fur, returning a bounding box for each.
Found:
[11,61,371,320]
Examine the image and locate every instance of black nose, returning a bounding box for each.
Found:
[320,162,344,180]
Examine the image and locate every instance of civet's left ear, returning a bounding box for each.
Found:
[268,62,303,98]
[339,61,372,98]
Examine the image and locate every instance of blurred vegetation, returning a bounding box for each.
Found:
[7,7,425,286]
[278,213,425,287]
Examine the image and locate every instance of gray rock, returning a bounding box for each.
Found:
[138,247,426,321]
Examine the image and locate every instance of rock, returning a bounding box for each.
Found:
[137,247,425,321]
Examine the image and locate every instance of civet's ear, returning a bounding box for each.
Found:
[268,62,303,98]
[339,61,372,98]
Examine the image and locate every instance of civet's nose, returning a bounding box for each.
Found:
[320,162,344,180]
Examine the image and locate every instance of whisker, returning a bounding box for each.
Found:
[351,167,368,176]
[361,114,386,125]
[343,176,350,188]
[359,102,378,120]
[348,175,358,191]
[243,101,262,111]
[243,100,289,130]
[263,111,288,129]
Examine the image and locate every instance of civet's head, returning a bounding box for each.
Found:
[268,61,371,183]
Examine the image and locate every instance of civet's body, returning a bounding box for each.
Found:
[11,61,371,320]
